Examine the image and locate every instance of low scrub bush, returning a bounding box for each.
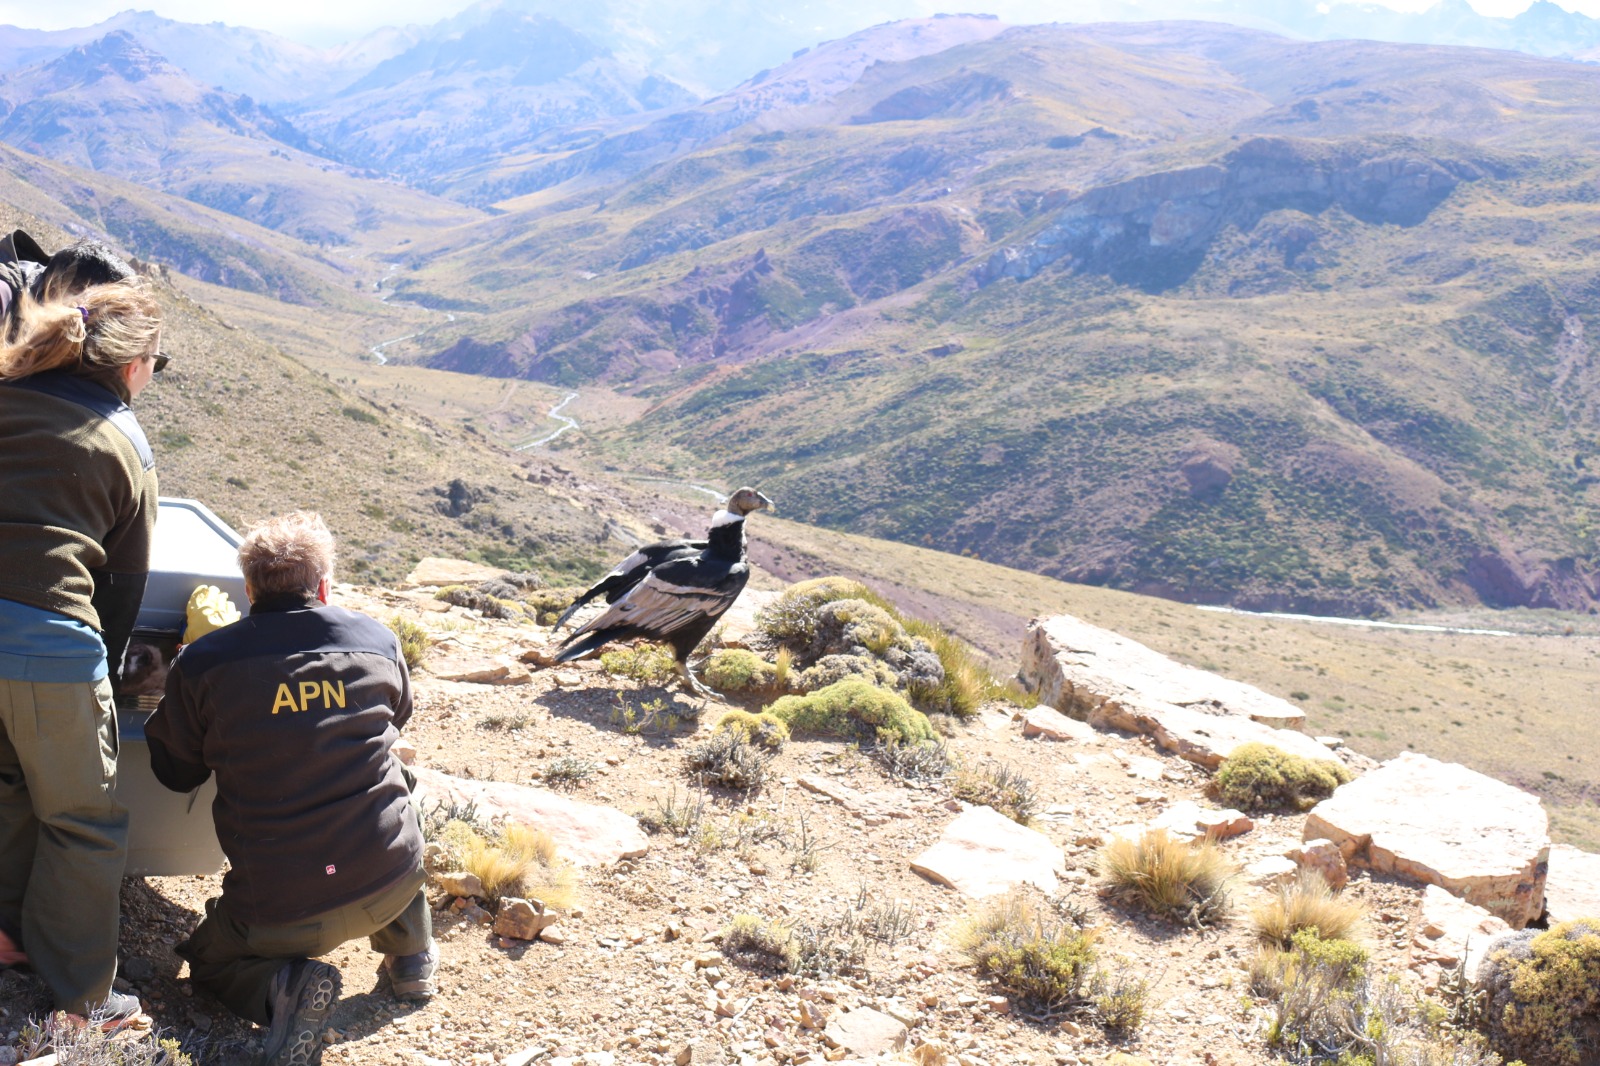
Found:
[950,760,1039,824]
[756,577,880,644]
[1097,829,1235,926]
[874,736,952,782]
[1253,870,1366,949]
[723,903,886,977]
[767,677,934,744]
[715,709,790,749]
[685,730,773,791]
[19,1015,194,1065]
[1213,742,1353,812]
[704,648,780,694]
[387,616,430,670]
[455,821,577,908]
[1090,966,1152,1035]
[600,642,678,683]
[954,891,1099,1013]
[524,587,580,626]
[542,755,597,789]
[635,784,707,836]
[1478,918,1600,1066]
[723,913,800,972]
[435,584,523,621]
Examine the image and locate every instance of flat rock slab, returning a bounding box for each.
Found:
[1544,843,1600,925]
[1021,614,1306,730]
[1022,705,1096,742]
[1409,884,1511,987]
[401,557,511,589]
[412,767,648,867]
[910,805,1062,897]
[1151,800,1253,841]
[823,1006,908,1057]
[1090,694,1340,770]
[799,775,914,826]
[425,651,531,685]
[1304,752,1549,927]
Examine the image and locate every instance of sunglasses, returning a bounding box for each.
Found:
[151,352,170,374]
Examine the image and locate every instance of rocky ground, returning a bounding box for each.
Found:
[0,566,1571,1066]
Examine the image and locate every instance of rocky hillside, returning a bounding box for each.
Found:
[390,21,1600,616]
[4,565,1592,1066]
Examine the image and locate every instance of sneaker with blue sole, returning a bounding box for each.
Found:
[261,959,340,1066]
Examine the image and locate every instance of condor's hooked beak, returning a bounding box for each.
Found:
[755,491,774,514]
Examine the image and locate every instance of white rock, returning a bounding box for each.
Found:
[823,1007,908,1057]
[1304,752,1549,927]
[400,557,510,589]
[910,805,1062,897]
[1244,855,1300,888]
[412,767,648,867]
[1151,800,1253,841]
[1021,706,1095,742]
[1544,843,1600,925]
[1020,614,1307,730]
[1410,884,1511,985]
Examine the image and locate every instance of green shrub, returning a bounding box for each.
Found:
[722,913,800,971]
[435,584,524,621]
[767,677,934,744]
[704,649,779,693]
[1214,742,1353,812]
[543,755,597,789]
[600,642,678,683]
[756,577,881,644]
[341,405,379,423]
[954,891,1099,1011]
[387,616,430,670]
[20,1015,195,1066]
[1479,919,1600,1066]
[1255,929,1369,1054]
[1097,829,1235,926]
[524,587,581,626]
[715,709,790,749]
[796,653,899,692]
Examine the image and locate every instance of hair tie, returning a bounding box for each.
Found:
[77,305,88,324]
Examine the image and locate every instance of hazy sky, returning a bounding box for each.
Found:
[0,0,1593,46]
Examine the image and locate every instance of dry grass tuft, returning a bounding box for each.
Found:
[1252,869,1366,949]
[387,616,430,670]
[458,821,578,908]
[950,759,1039,824]
[1097,829,1235,926]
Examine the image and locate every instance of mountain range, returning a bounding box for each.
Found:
[0,5,1595,616]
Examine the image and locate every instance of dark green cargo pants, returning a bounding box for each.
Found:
[176,866,433,1024]
[0,676,127,1015]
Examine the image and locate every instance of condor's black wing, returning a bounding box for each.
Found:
[553,538,705,629]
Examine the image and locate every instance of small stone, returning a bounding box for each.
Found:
[539,924,566,945]
[435,871,485,898]
[494,897,558,941]
[391,737,418,765]
[122,956,156,982]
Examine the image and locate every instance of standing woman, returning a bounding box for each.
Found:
[0,275,164,1026]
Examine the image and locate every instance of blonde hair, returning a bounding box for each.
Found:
[238,512,337,598]
[0,280,161,388]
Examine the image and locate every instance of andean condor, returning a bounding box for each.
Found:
[554,487,772,697]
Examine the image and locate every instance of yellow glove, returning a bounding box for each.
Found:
[184,585,240,644]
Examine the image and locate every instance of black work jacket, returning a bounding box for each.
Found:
[145,591,421,925]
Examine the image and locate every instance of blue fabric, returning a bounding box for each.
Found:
[0,596,107,682]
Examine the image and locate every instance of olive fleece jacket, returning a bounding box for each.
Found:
[0,370,157,671]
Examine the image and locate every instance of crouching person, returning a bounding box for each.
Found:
[144,511,436,1066]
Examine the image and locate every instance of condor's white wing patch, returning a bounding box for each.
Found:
[575,572,738,638]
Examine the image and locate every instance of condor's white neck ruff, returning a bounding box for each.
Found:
[710,509,742,528]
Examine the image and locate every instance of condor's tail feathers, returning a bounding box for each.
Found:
[555,628,632,663]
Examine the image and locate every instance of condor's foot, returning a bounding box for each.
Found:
[676,660,724,702]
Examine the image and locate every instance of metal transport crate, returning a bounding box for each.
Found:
[112,497,242,877]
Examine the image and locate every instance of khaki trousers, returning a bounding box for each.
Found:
[176,867,433,1025]
[0,676,127,1015]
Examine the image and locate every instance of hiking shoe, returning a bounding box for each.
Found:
[381,948,437,1002]
[61,990,144,1033]
[261,960,340,1066]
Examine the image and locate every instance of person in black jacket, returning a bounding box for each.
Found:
[145,511,435,1066]
[0,268,162,1027]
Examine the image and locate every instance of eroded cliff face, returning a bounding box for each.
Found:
[977,136,1502,292]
